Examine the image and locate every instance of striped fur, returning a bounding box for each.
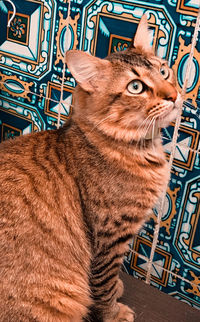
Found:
[0,16,179,322]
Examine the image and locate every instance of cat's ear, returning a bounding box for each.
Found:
[131,15,153,54]
[66,50,110,92]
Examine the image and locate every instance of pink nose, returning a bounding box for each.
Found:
[157,84,178,103]
[165,90,177,102]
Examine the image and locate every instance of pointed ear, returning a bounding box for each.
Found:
[131,15,153,54]
[66,50,110,92]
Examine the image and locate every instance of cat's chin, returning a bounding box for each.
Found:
[159,107,178,128]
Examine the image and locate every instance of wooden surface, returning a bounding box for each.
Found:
[120,272,200,322]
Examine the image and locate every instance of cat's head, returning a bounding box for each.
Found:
[66,15,180,143]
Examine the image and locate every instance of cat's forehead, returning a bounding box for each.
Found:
[107,51,152,68]
[148,56,167,68]
[106,50,167,72]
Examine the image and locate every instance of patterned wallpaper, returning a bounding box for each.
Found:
[0,0,200,310]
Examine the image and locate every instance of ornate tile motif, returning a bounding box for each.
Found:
[177,0,199,15]
[7,11,30,45]
[0,0,56,79]
[131,236,172,287]
[173,35,200,107]
[1,122,21,141]
[45,81,73,120]
[54,10,79,66]
[175,178,200,268]
[0,0,200,311]
[164,124,199,170]
[80,0,176,61]
[0,104,36,140]
[0,73,34,102]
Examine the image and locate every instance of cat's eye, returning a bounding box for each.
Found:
[160,66,169,79]
[127,80,144,94]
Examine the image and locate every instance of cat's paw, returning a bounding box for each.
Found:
[105,303,135,322]
[114,303,135,322]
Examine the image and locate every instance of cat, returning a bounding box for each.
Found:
[0,15,179,322]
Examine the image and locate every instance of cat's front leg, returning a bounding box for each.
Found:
[90,272,135,322]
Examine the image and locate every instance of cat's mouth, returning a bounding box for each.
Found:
[157,93,181,128]
[144,93,181,139]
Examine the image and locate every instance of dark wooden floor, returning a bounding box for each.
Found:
[120,272,200,322]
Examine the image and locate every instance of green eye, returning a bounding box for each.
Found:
[160,66,169,79]
[127,80,143,94]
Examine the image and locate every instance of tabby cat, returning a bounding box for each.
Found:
[0,15,179,322]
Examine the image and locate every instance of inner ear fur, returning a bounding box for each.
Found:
[130,14,154,54]
[66,50,111,92]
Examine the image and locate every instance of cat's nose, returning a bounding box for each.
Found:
[165,90,177,102]
[157,83,177,102]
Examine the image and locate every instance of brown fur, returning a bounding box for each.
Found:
[0,16,179,321]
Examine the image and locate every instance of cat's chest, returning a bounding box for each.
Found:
[80,153,169,255]
[83,157,169,218]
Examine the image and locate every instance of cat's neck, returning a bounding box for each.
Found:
[71,115,166,173]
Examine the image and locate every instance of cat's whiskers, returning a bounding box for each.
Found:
[135,117,152,150]
[90,114,116,133]
[141,116,155,139]
[135,115,152,137]
[151,103,172,120]
[152,118,156,150]
[141,115,156,149]
[141,115,157,149]
[131,115,152,148]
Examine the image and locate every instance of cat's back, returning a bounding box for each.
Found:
[0,126,84,239]
[0,127,71,190]
[0,128,57,166]
[0,129,60,204]
[0,128,92,321]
